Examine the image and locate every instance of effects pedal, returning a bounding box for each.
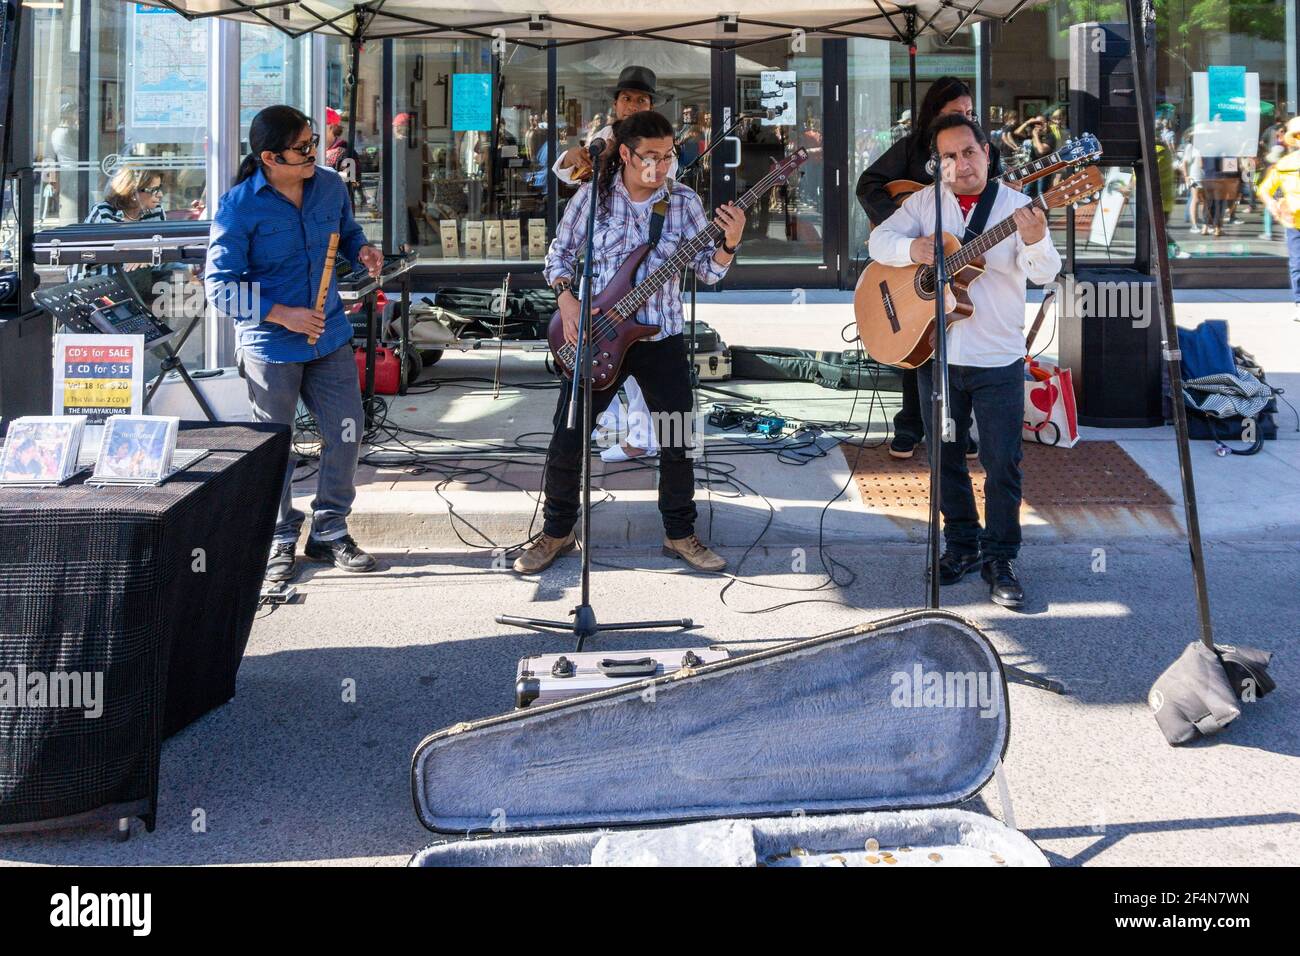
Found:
[745,415,786,438]
[707,404,745,429]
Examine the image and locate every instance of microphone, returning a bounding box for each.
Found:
[274,153,315,166]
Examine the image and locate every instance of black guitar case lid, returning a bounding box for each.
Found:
[409,610,1047,867]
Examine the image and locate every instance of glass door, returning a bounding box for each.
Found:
[713,37,841,287]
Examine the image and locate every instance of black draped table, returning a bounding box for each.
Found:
[0,423,289,835]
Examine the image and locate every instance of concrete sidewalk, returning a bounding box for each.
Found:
[2,288,1294,868]
[304,288,1299,551]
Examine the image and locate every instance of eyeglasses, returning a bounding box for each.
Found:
[139,185,164,195]
[282,133,321,157]
[631,147,677,168]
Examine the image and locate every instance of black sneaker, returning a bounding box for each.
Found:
[966,436,979,460]
[926,549,982,585]
[889,433,918,460]
[304,534,378,573]
[982,558,1025,608]
[265,542,297,582]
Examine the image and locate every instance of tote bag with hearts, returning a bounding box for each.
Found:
[1023,359,1080,448]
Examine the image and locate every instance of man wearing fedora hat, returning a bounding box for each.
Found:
[1260,116,1300,322]
[553,65,676,185]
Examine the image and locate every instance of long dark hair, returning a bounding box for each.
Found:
[913,76,973,144]
[235,105,313,185]
[596,110,675,215]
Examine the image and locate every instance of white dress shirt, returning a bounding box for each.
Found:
[868,182,1062,368]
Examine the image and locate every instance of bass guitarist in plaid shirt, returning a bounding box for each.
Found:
[513,110,745,575]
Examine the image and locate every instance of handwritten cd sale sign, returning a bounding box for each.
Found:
[53,334,145,425]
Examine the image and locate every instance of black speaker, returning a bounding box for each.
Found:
[1069,22,1143,166]
[0,308,54,434]
[1057,269,1163,428]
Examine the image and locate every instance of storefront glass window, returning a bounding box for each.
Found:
[239,25,312,160]
[390,40,547,262]
[325,36,383,247]
[988,0,1293,261]
[732,37,826,265]
[848,32,976,266]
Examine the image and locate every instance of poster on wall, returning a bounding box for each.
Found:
[1192,69,1260,158]
[126,6,208,143]
[760,70,796,127]
[239,32,289,132]
[452,73,493,132]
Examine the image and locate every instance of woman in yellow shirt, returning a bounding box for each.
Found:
[1258,117,1300,321]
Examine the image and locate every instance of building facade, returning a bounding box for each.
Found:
[14,1,1297,367]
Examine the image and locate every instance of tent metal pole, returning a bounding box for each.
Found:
[1123,0,1214,650]
[905,9,918,121]
[345,31,362,213]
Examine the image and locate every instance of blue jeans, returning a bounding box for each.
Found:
[238,343,364,546]
[1286,228,1300,304]
[916,358,1025,560]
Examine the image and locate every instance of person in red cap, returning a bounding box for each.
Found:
[324,108,347,170]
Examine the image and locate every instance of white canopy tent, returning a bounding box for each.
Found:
[135,0,1037,46]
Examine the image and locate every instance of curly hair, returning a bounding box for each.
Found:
[596,110,675,216]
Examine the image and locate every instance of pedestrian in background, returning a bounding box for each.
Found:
[1258,116,1300,322]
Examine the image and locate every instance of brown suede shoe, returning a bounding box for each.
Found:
[512,532,576,574]
[662,534,727,572]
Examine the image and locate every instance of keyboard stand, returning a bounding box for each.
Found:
[107,264,217,423]
[142,312,216,422]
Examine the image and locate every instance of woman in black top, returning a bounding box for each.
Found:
[855,77,994,459]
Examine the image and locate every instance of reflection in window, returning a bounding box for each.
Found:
[391,41,548,262]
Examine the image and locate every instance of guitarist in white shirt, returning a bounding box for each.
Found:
[868,114,1061,608]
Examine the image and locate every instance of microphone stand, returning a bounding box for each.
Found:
[927,155,951,610]
[498,141,695,651]
[924,156,1063,695]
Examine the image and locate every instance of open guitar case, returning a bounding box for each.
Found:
[409,610,1047,867]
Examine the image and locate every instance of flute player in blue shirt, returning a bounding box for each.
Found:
[205,105,384,583]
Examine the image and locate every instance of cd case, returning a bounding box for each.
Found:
[87,415,199,487]
[0,416,89,487]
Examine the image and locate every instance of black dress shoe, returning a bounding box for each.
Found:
[304,534,378,573]
[889,433,918,460]
[982,558,1025,608]
[265,542,297,582]
[927,549,982,585]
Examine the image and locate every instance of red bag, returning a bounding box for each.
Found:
[1020,290,1080,449]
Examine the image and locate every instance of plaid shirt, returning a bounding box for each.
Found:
[543,177,729,340]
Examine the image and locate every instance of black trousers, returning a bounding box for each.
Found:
[894,367,925,443]
[543,333,697,540]
[916,358,1026,560]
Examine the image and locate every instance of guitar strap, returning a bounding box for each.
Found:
[647,197,670,248]
[962,180,1000,241]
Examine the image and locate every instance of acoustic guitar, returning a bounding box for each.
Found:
[885,133,1102,207]
[853,165,1104,370]
[548,149,810,389]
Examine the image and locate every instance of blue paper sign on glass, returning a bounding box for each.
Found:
[452,73,493,132]
[1206,66,1246,123]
